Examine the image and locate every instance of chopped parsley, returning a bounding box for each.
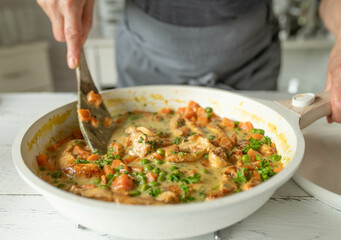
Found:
[173,137,182,145]
[233,168,248,184]
[73,159,90,164]
[256,159,276,182]
[186,173,201,184]
[261,136,272,145]
[51,171,62,178]
[242,137,262,153]
[138,136,144,143]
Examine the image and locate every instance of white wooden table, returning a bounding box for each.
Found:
[1,92,340,240]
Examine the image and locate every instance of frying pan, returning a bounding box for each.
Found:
[12,86,331,239]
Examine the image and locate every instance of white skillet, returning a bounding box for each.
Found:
[12,86,331,239]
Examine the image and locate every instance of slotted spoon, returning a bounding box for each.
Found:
[76,48,115,154]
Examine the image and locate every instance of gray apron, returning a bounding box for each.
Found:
[114,0,280,90]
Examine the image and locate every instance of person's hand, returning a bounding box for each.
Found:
[37,0,95,69]
[319,0,341,123]
[324,39,341,123]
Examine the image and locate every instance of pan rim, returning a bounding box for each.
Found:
[12,85,305,214]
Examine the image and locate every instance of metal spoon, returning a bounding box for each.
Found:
[76,48,115,154]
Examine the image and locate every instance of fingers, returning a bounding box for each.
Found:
[37,0,94,69]
[37,0,65,42]
[330,77,341,122]
[63,1,84,69]
[81,0,95,44]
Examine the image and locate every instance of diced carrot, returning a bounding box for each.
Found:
[184,101,199,120]
[248,133,263,141]
[114,116,127,124]
[108,142,124,155]
[146,172,158,182]
[151,152,162,160]
[181,126,190,136]
[123,155,137,165]
[271,143,277,152]
[247,148,257,161]
[87,90,102,107]
[131,166,143,173]
[221,117,235,128]
[36,153,49,166]
[103,165,114,176]
[169,185,181,194]
[274,167,283,173]
[77,109,91,122]
[90,117,99,127]
[103,117,113,127]
[87,154,100,161]
[187,101,199,112]
[111,173,134,191]
[133,110,143,114]
[87,90,96,102]
[111,159,122,169]
[73,145,91,159]
[250,170,261,181]
[120,162,130,173]
[197,107,209,127]
[160,108,172,114]
[177,107,186,114]
[238,121,254,132]
[111,160,130,173]
[190,116,196,122]
[101,174,107,184]
[71,129,83,139]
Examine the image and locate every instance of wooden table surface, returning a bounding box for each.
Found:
[1,92,340,240]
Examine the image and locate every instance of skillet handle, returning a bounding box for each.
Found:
[275,92,332,129]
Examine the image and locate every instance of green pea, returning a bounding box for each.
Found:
[157,175,166,182]
[152,167,161,174]
[144,165,153,171]
[208,135,215,141]
[139,184,149,192]
[149,181,159,187]
[154,159,164,165]
[206,112,212,118]
[140,159,149,165]
[241,154,251,163]
[91,178,101,185]
[269,154,282,162]
[205,107,213,113]
[178,152,184,157]
[159,171,167,177]
[156,148,164,155]
[169,166,178,171]
[173,169,180,175]
[129,190,141,196]
[57,183,66,189]
[250,128,265,135]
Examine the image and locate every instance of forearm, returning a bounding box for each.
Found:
[319,0,341,38]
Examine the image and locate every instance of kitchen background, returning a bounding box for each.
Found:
[0,0,334,93]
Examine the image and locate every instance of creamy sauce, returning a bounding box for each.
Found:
[36,101,283,205]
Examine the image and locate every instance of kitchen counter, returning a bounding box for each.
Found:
[1,91,340,240]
